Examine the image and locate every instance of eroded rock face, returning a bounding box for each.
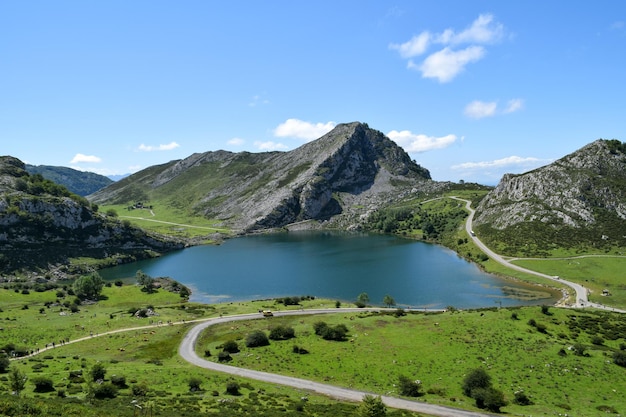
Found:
[89,122,433,231]
[474,139,626,230]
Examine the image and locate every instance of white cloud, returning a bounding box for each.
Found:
[464,98,524,118]
[273,118,336,141]
[417,46,485,83]
[464,100,498,119]
[437,13,504,45]
[387,130,457,153]
[228,137,245,146]
[389,32,431,58]
[254,140,289,151]
[70,153,102,164]
[503,98,524,113]
[137,141,180,152]
[391,14,504,83]
[452,156,549,170]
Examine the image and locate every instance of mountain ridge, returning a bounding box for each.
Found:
[89,122,435,231]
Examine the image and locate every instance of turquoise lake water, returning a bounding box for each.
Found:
[100,231,558,309]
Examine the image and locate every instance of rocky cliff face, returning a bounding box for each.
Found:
[473,139,626,252]
[90,122,434,231]
[0,157,183,274]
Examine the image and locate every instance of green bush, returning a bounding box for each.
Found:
[245,330,269,348]
[398,375,422,397]
[222,340,240,353]
[92,382,118,399]
[269,325,295,340]
[31,376,55,393]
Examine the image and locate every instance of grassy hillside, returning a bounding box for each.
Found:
[197,307,626,416]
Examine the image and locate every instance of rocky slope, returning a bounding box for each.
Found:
[0,156,184,275]
[89,122,436,231]
[473,139,626,254]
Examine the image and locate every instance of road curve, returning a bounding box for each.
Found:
[179,309,495,417]
[450,197,626,312]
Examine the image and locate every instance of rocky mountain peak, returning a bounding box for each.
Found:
[89,122,432,231]
[473,139,626,252]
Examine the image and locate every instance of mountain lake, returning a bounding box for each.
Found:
[100,231,560,309]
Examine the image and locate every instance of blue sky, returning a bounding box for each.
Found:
[2,1,625,185]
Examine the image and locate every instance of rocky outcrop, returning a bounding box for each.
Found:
[0,157,183,273]
[90,122,433,231]
[473,139,626,252]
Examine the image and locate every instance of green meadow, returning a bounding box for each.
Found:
[198,307,626,416]
[1,286,421,417]
[512,256,626,309]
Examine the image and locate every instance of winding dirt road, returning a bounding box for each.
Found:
[178,309,496,417]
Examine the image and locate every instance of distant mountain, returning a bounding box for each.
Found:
[89,122,438,231]
[473,139,626,256]
[108,174,129,181]
[26,164,114,196]
[0,157,183,275]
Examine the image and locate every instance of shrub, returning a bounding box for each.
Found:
[472,386,507,412]
[511,312,519,320]
[513,390,533,405]
[218,351,232,362]
[245,330,269,348]
[225,381,240,395]
[131,382,149,396]
[613,350,626,367]
[313,321,328,336]
[541,305,551,315]
[591,335,604,345]
[90,362,106,382]
[269,325,295,340]
[572,343,587,356]
[93,382,118,399]
[188,377,202,392]
[110,375,127,388]
[31,376,55,393]
[292,345,309,354]
[222,340,239,353]
[398,375,422,397]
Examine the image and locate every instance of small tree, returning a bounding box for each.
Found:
[572,342,587,356]
[357,394,386,417]
[472,386,507,412]
[356,292,370,307]
[9,367,27,397]
[462,368,491,397]
[245,330,269,348]
[90,362,107,382]
[136,270,156,293]
[73,272,104,300]
[383,295,396,308]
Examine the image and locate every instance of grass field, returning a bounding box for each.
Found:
[197,307,626,416]
[100,203,231,241]
[2,287,424,417]
[512,256,626,309]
